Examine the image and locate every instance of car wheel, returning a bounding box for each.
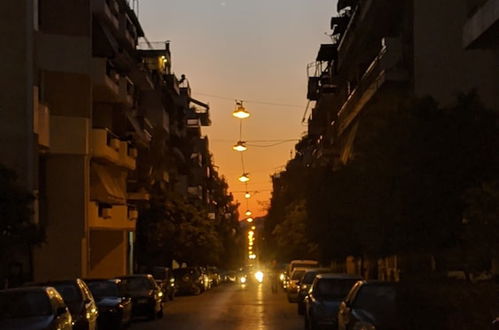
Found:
[297,302,305,315]
[157,304,164,319]
[192,286,201,295]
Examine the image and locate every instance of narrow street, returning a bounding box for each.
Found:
[130,282,302,330]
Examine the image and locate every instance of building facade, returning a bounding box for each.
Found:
[0,0,212,283]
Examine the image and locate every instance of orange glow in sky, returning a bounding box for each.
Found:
[139,0,337,219]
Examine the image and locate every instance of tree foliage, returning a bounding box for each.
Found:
[0,165,43,251]
[266,93,499,271]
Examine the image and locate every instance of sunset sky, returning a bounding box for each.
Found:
[139,0,337,218]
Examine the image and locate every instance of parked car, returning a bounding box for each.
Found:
[34,279,98,330]
[150,267,176,301]
[338,280,398,330]
[304,273,361,330]
[297,268,332,315]
[0,286,73,330]
[117,275,163,320]
[173,267,205,295]
[207,267,221,287]
[287,267,309,302]
[288,260,320,275]
[85,279,132,330]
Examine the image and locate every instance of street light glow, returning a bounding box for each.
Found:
[246,217,254,223]
[238,174,250,183]
[232,141,247,152]
[245,192,251,199]
[245,210,252,216]
[232,102,250,119]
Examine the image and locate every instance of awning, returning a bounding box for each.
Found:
[316,44,338,62]
[90,163,127,205]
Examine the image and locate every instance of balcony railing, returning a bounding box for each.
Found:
[92,58,120,102]
[92,128,120,165]
[119,141,137,170]
[119,77,135,107]
[88,202,136,230]
[336,37,407,135]
[94,0,120,31]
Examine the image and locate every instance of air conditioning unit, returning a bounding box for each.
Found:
[102,207,112,219]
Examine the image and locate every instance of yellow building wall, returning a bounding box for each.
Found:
[88,230,127,278]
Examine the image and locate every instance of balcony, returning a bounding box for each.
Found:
[187,186,203,199]
[463,0,499,49]
[128,187,150,201]
[118,141,137,170]
[88,202,136,230]
[336,37,408,136]
[34,102,50,149]
[121,14,138,48]
[91,128,121,165]
[93,0,120,32]
[119,77,134,107]
[92,58,120,102]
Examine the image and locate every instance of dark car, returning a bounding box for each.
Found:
[117,275,163,320]
[297,268,332,315]
[0,286,72,330]
[85,279,132,329]
[150,267,176,301]
[304,273,361,330]
[34,279,98,330]
[173,267,205,295]
[338,281,398,330]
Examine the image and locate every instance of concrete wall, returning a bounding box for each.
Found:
[88,229,127,278]
[34,155,89,281]
[0,0,35,189]
[413,0,499,109]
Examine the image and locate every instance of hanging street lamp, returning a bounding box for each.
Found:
[238,173,250,183]
[232,141,248,152]
[232,101,250,119]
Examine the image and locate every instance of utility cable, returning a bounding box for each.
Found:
[195,92,304,109]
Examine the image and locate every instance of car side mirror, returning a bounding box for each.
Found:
[56,307,67,316]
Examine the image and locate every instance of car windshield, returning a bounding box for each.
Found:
[122,277,154,291]
[315,278,359,300]
[354,285,396,316]
[87,281,120,298]
[291,270,306,280]
[51,283,82,304]
[302,272,319,284]
[0,290,52,319]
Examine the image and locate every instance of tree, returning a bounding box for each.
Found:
[0,165,43,250]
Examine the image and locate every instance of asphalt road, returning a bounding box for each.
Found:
[130,281,302,330]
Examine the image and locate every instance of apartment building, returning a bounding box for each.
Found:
[305,0,499,167]
[0,0,211,283]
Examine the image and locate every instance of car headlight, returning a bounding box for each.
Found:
[240,276,247,284]
[353,322,376,330]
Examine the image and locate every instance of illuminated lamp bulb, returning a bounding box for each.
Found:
[232,102,250,119]
[245,210,252,217]
[246,217,254,223]
[232,141,247,152]
[238,174,250,183]
[245,192,251,199]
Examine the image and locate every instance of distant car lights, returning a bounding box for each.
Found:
[255,271,264,283]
